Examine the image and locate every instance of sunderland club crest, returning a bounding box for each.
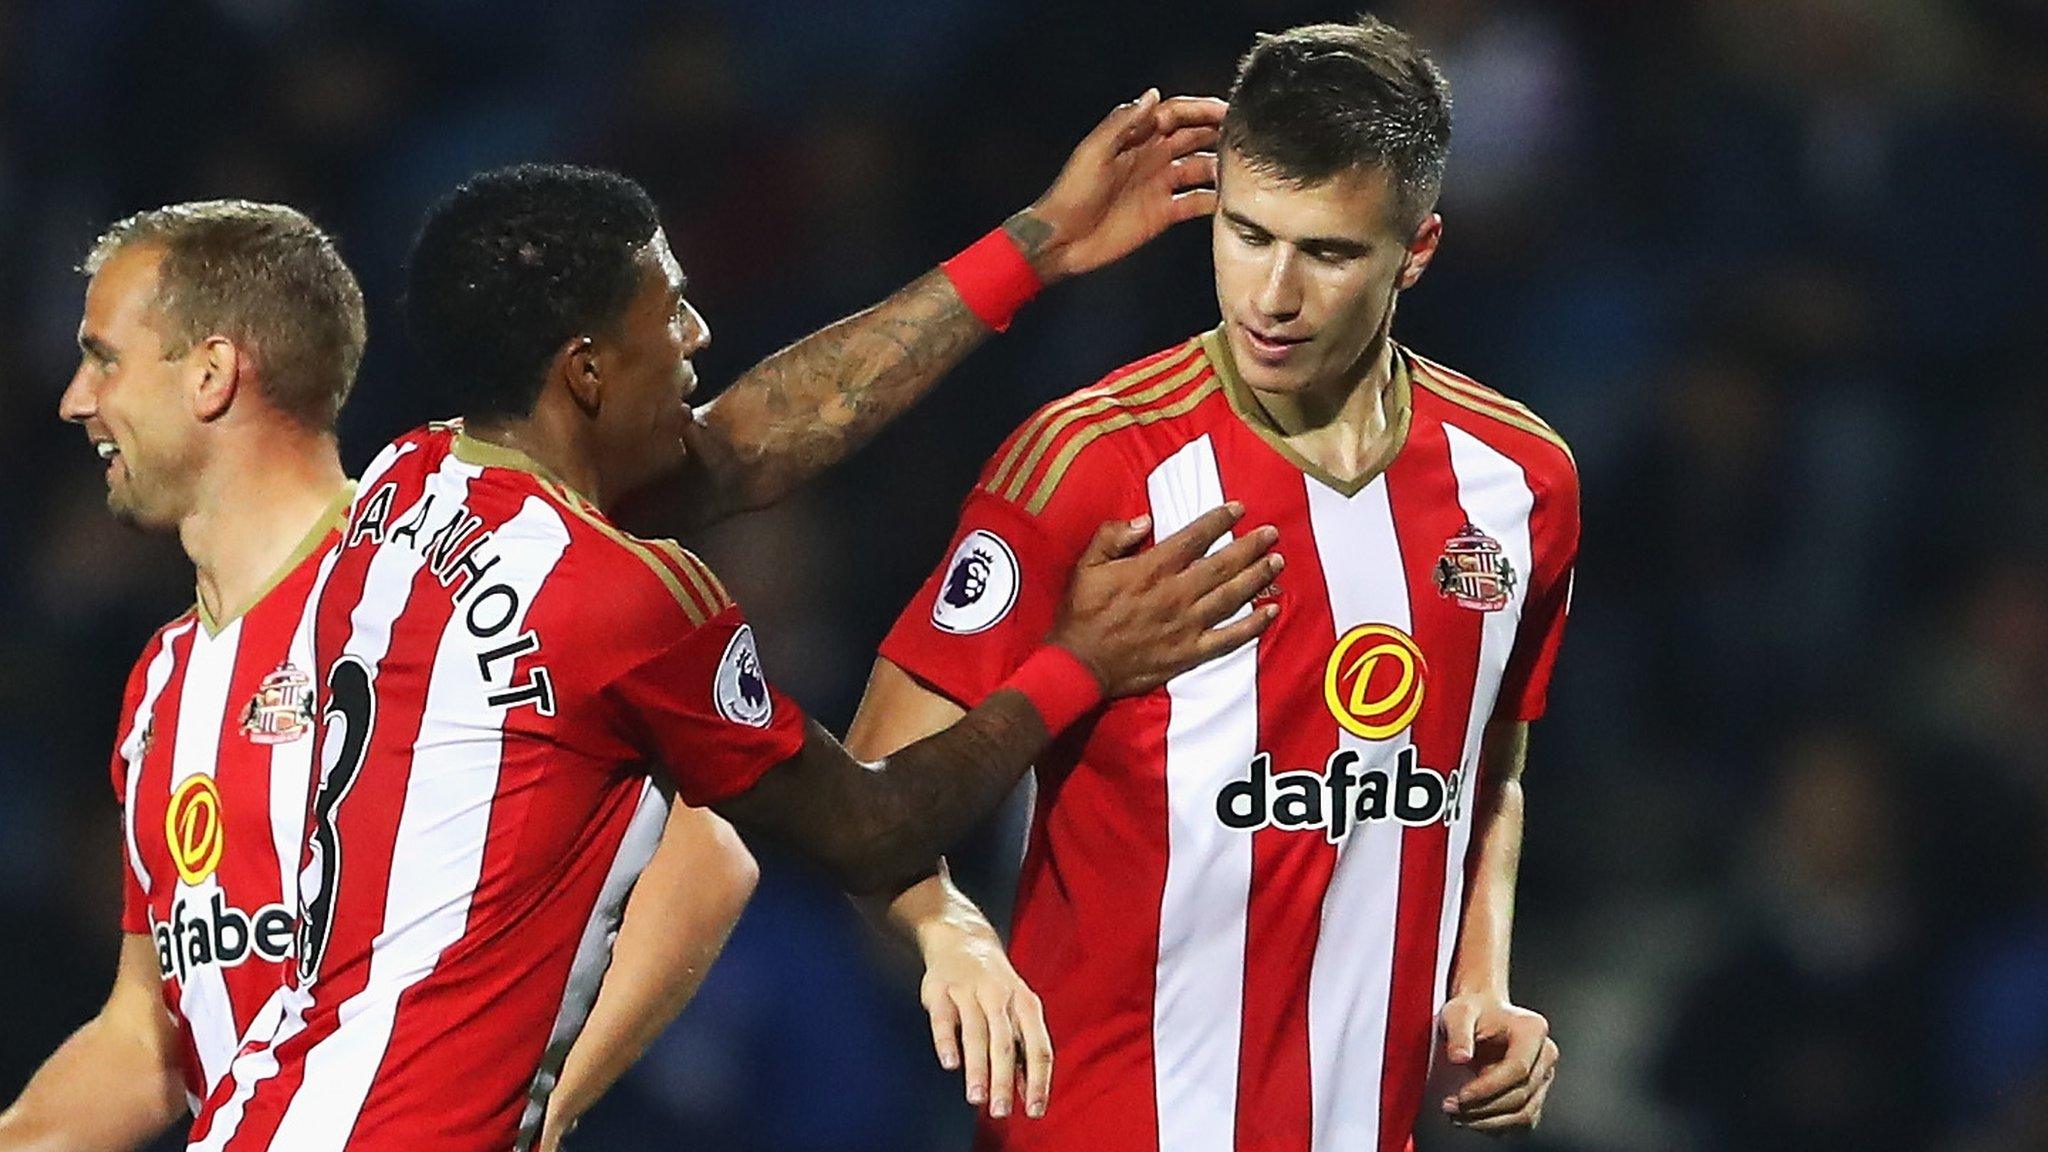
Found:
[1433,522,1516,612]
[241,662,316,744]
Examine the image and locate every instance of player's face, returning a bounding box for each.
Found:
[1212,148,1439,399]
[595,228,707,498]
[59,244,207,529]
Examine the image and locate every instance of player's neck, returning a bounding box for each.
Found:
[1246,334,1408,483]
[459,414,609,512]
[182,427,349,627]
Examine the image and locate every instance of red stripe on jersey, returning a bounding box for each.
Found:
[1222,433,1337,1152]
[1376,409,1486,1152]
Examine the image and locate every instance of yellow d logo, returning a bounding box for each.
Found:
[166,774,224,886]
[1324,624,1427,739]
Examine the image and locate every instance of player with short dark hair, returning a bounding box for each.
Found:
[405,165,663,425]
[186,95,1280,1152]
[850,16,1573,1149]
[0,198,752,1152]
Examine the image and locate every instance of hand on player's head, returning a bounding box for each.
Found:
[1051,502,1280,697]
[1022,90,1226,282]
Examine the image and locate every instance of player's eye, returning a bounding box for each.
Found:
[1236,227,1271,248]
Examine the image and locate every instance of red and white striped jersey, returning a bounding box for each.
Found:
[191,425,805,1152]
[880,331,1579,1152]
[111,497,347,1109]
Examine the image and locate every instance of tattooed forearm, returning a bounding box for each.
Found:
[678,212,1058,530]
[714,691,1051,896]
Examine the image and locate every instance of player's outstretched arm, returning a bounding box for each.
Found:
[0,935,187,1152]
[537,805,758,1152]
[844,666,1052,1121]
[670,91,1226,529]
[715,504,1280,897]
[1437,718,1559,1134]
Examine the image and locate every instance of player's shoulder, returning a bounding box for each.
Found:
[528,480,735,631]
[1405,346,1577,497]
[975,333,1229,520]
[136,608,200,670]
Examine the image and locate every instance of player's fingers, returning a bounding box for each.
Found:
[1163,124,1222,159]
[983,995,1018,1118]
[1077,516,1153,568]
[1108,88,1164,151]
[1016,992,1053,1119]
[1148,502,1246,571]
[954,991,992,1107]
[926,989,963,1072]
[1461,1083,1548,1135]
[1455,1028,1546,1106]
[1180,523,1278,596]
[1191,550,1283,628]
[1192,602,1277,662]
[1170,153,1219,192]
[1153,94,1228,135]
[1167,188,1219,224]
[1459,1043,1557,1121]
[1455,1071,1541,1120]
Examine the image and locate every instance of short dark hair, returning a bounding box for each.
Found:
[86,200,365,429]
[1221,15,1453,228]
[406,164,661,421]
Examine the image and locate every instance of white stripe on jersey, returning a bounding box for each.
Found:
[513,780,672,1152]
[123,619,195,900]
[1304,476,1413,1152]
[269,594,320,973]
[174,619,247,1090]
[271,490,571,1152]
[1429,426,1537,1012]
[194,538,352,1152]
[1147,434,1256,1152]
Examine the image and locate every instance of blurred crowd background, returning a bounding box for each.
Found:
[2,1,2045,1149]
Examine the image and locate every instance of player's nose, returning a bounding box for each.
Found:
[681,299,711,357]
[1255,251,1303,319]
[58,363,96,424]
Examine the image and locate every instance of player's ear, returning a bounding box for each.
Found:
[1397,213,1442,290]
[554,335,603,416]
[188,335,241,423]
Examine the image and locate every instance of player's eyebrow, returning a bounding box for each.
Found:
[77,332,115,360]
[1300,235,1372,260]
[1220,209,1272,237]
[1222,208,1372,258]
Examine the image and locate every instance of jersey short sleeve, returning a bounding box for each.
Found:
[879,493,1079,708]
[1499,459,1580,721]
[880,411,1138,709]
[605,602,807,807]
[108,639,158,936]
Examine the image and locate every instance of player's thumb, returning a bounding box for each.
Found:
[1079,515,1152,567]
[1439,998,1480,1064]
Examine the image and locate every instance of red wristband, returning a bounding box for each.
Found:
[940,227,1043,333]
[999,645,1105,737]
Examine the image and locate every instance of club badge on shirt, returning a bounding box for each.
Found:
[1433,522,1516,612]
[241,662,316,744]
